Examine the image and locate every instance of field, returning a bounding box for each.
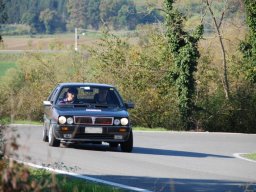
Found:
[0,32,106,77]
[0,30,141,78]
[0,53,19,77]
[2,33,96,50]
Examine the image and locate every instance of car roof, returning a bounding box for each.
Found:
[57,82,115,88]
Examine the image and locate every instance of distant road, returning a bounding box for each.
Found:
[0,50,67,53]
[5,125,256,192]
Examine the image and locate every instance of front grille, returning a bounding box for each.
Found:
[95,117,113,125]
[74,116,113,125]
[75,117,92,124]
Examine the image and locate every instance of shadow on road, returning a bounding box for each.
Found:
[81,174,256,192]
[133,147,232,158]
[65,143,232,159]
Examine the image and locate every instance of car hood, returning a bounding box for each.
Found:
[54,106,129,117]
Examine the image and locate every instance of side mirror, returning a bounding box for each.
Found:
[43,101,52,106]
[125,102,134,109]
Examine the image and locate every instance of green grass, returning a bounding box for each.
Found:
[29,168,122,192]
[25,168,123,192]
[0,61,16,77]
[242,153,256,161]
[133,126,168,131]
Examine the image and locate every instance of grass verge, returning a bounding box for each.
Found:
[242,153,256,161]
[30,168,122,192]
[133,126,168,131]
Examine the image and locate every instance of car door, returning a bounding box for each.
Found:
[44,85,60,129]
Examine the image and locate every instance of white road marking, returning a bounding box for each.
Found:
[15,159,152,192]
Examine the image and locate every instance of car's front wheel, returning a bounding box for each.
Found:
[120,131,133,152]
[48,124,60,147]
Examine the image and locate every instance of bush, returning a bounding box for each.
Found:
[0,24,31,35]
[197,87,256,133]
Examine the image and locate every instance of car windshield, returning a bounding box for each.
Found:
[56,86,123,108]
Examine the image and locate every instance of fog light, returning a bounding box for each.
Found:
[61,127,69,131]
[119,128,127,132]
[114,135,123,140]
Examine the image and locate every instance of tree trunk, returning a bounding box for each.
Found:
[206,0,230,100]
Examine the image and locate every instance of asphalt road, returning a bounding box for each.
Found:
[4,124,256,192]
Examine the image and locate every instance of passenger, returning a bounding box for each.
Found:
[94,89,108,104]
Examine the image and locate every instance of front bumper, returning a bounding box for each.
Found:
[52,124,131,143]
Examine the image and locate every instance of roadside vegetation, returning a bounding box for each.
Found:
[242,153,256,161]
[0,0,256,133]
[0,123,121,192]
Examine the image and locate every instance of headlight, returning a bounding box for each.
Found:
[67,117,74,124]
[120,118,129,126]
[114,119,120,125]
[58,116,66,124]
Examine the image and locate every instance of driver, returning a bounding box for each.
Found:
[60,87,78,104]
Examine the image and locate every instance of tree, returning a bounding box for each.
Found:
[204,0,230,99]
[66,0,89,31]
[240,0,256,83]
[39,9,58,34]
[87,0,100,29]
[164,0,203,130]
[21,12,42,34]
[0,0,7,42]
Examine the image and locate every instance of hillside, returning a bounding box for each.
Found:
[0,0,244,36]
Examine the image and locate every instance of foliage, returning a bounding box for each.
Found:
[164,0,203,130]
[39,9,63,34]
[0,0,7,42]
[239,0,256,83]
[0,124,120,192]
[90,28,181,129]
[0,1,256,133]
[2,0,162,34]
[0,48,94,121]
[196,87,256,133]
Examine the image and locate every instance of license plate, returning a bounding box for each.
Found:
[85,127,102,134]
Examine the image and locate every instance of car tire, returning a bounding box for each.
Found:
[43,125,48,142]
[48,124,60,147]
[120,131,133,152]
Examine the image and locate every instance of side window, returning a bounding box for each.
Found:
[58,88,68,101]
[47,86,59,102]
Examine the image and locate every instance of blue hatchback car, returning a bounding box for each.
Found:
[43,83,134,152]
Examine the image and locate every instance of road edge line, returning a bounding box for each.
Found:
[15,159,152,192]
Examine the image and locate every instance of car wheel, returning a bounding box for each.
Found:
[109,142,119,148]
[120,131,133,152]
[48,124,60,147]
[43,125,48,142]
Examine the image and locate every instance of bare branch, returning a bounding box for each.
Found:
[205,0,230,99]
[217,0,229,29]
